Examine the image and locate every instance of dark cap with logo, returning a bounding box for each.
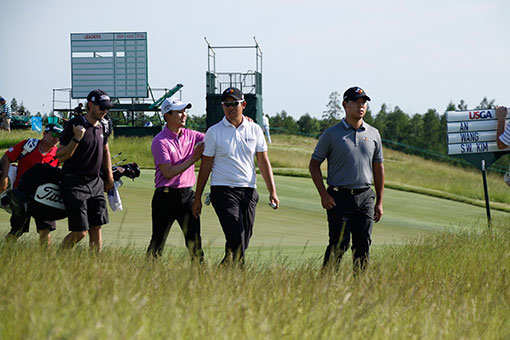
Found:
[87,89,113,110]
[221,87,244,101]
[45,123,64,135]
[343,86,371,102]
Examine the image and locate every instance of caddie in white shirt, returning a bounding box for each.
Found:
[192,87,279,265]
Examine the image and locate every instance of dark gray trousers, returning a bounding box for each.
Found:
[323,188,375,271]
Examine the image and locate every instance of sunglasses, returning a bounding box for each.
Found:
[222,100,244,108]
[48,131,62,138]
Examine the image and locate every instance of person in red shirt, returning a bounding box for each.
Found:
[0,123,63,244]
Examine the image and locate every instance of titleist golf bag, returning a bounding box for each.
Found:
[0,162,140,222]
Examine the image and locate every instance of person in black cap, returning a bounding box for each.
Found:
[72,103,84,118]
[0,123,63,244]
[192,87,279,265]
[309,86,384,274]
[56,89,114,252]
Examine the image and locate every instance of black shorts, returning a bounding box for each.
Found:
[60,175,109,231]
[9,214,56,234]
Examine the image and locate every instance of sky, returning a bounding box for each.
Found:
[1,0,510,119]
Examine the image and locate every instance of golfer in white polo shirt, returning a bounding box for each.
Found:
[192,87,279,265]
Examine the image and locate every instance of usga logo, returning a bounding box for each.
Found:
[469,110,493,120]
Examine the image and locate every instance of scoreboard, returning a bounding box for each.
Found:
[446,109,510,169]
[71,32,148,99]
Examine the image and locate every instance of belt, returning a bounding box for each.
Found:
[329,186,370,195]
[155,187,191,193]
[63,173,98,181]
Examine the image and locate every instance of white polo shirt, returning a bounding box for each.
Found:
[203,116,267,188]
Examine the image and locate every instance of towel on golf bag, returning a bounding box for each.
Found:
[107,181,123,211]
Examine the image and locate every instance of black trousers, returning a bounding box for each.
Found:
[147,188,204,261]
[323,187,375,271]
[210,186,259,264]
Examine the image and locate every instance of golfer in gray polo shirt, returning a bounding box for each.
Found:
[309,86,384,273]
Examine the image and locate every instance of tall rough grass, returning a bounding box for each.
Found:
[0,225,508,339]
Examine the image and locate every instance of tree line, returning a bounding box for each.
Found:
[265,92,497,156]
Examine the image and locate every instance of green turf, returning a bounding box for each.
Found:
[0,170,506,261]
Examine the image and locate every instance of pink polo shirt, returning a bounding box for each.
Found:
[151,126,204,188]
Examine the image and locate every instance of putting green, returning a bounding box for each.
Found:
[0,170,506,255]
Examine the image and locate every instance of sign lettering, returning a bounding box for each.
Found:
[85,34,101,39]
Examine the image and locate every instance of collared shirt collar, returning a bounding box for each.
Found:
[222,116,247,128]
[164,124,182,139]
[341,118,365,131]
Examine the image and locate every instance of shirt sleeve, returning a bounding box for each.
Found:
[5,140,26,162]
[202,129,216,157]
[194,131,205,144]
[373,131,384,163]
[60,120,74,146]
[151,138,171,166]
[255,124,268,152]
[311,130,331,162]
[499,123,510,146]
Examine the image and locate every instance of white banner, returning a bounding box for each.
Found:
[446,119,509,133]
[447,131,497,144]
[448,142,510,155]
[446,109,510,122]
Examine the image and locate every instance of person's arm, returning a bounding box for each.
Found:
[372,161,385,222]
[0,154,11,192]
[309,158,335,210]
[191,155,214,218]
[496,106,508,149]
[256,151,279,208]
[56,125,85,162]
[158,143,204,180]
[102,143,114,191]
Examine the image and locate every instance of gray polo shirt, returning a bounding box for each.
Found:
[312,119,383,189]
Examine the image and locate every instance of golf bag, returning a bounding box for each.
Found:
[0,162,140,222]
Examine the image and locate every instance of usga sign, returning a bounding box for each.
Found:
[446,108,510,169]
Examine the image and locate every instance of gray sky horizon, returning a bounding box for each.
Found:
[1,0,509,119]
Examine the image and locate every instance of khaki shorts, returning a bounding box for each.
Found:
[1,118,11,130]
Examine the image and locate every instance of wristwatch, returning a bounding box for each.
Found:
[72,138,81,144]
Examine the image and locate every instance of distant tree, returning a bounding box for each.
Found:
[297,113,320,136]
[271,110,299,134]
[445,101,456,112]
[475,97,496,110]
[188,114,206,132]
[364,107,374,125]
[408,113,425,147]
[457,99,468,111]
[385,106,410,142]
[10,98,18,112]
[422,109,442,151]
[321,91,343,129]
[373,103,389,137]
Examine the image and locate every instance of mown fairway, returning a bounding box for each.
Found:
[0,171,508,260]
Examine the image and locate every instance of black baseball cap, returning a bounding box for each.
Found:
[221,87,244,101]
[87,89,113,110]
[343,86,371,102]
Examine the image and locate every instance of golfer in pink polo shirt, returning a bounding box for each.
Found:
[146,98,205,261]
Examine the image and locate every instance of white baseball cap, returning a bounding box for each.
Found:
[161,98,192,114]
